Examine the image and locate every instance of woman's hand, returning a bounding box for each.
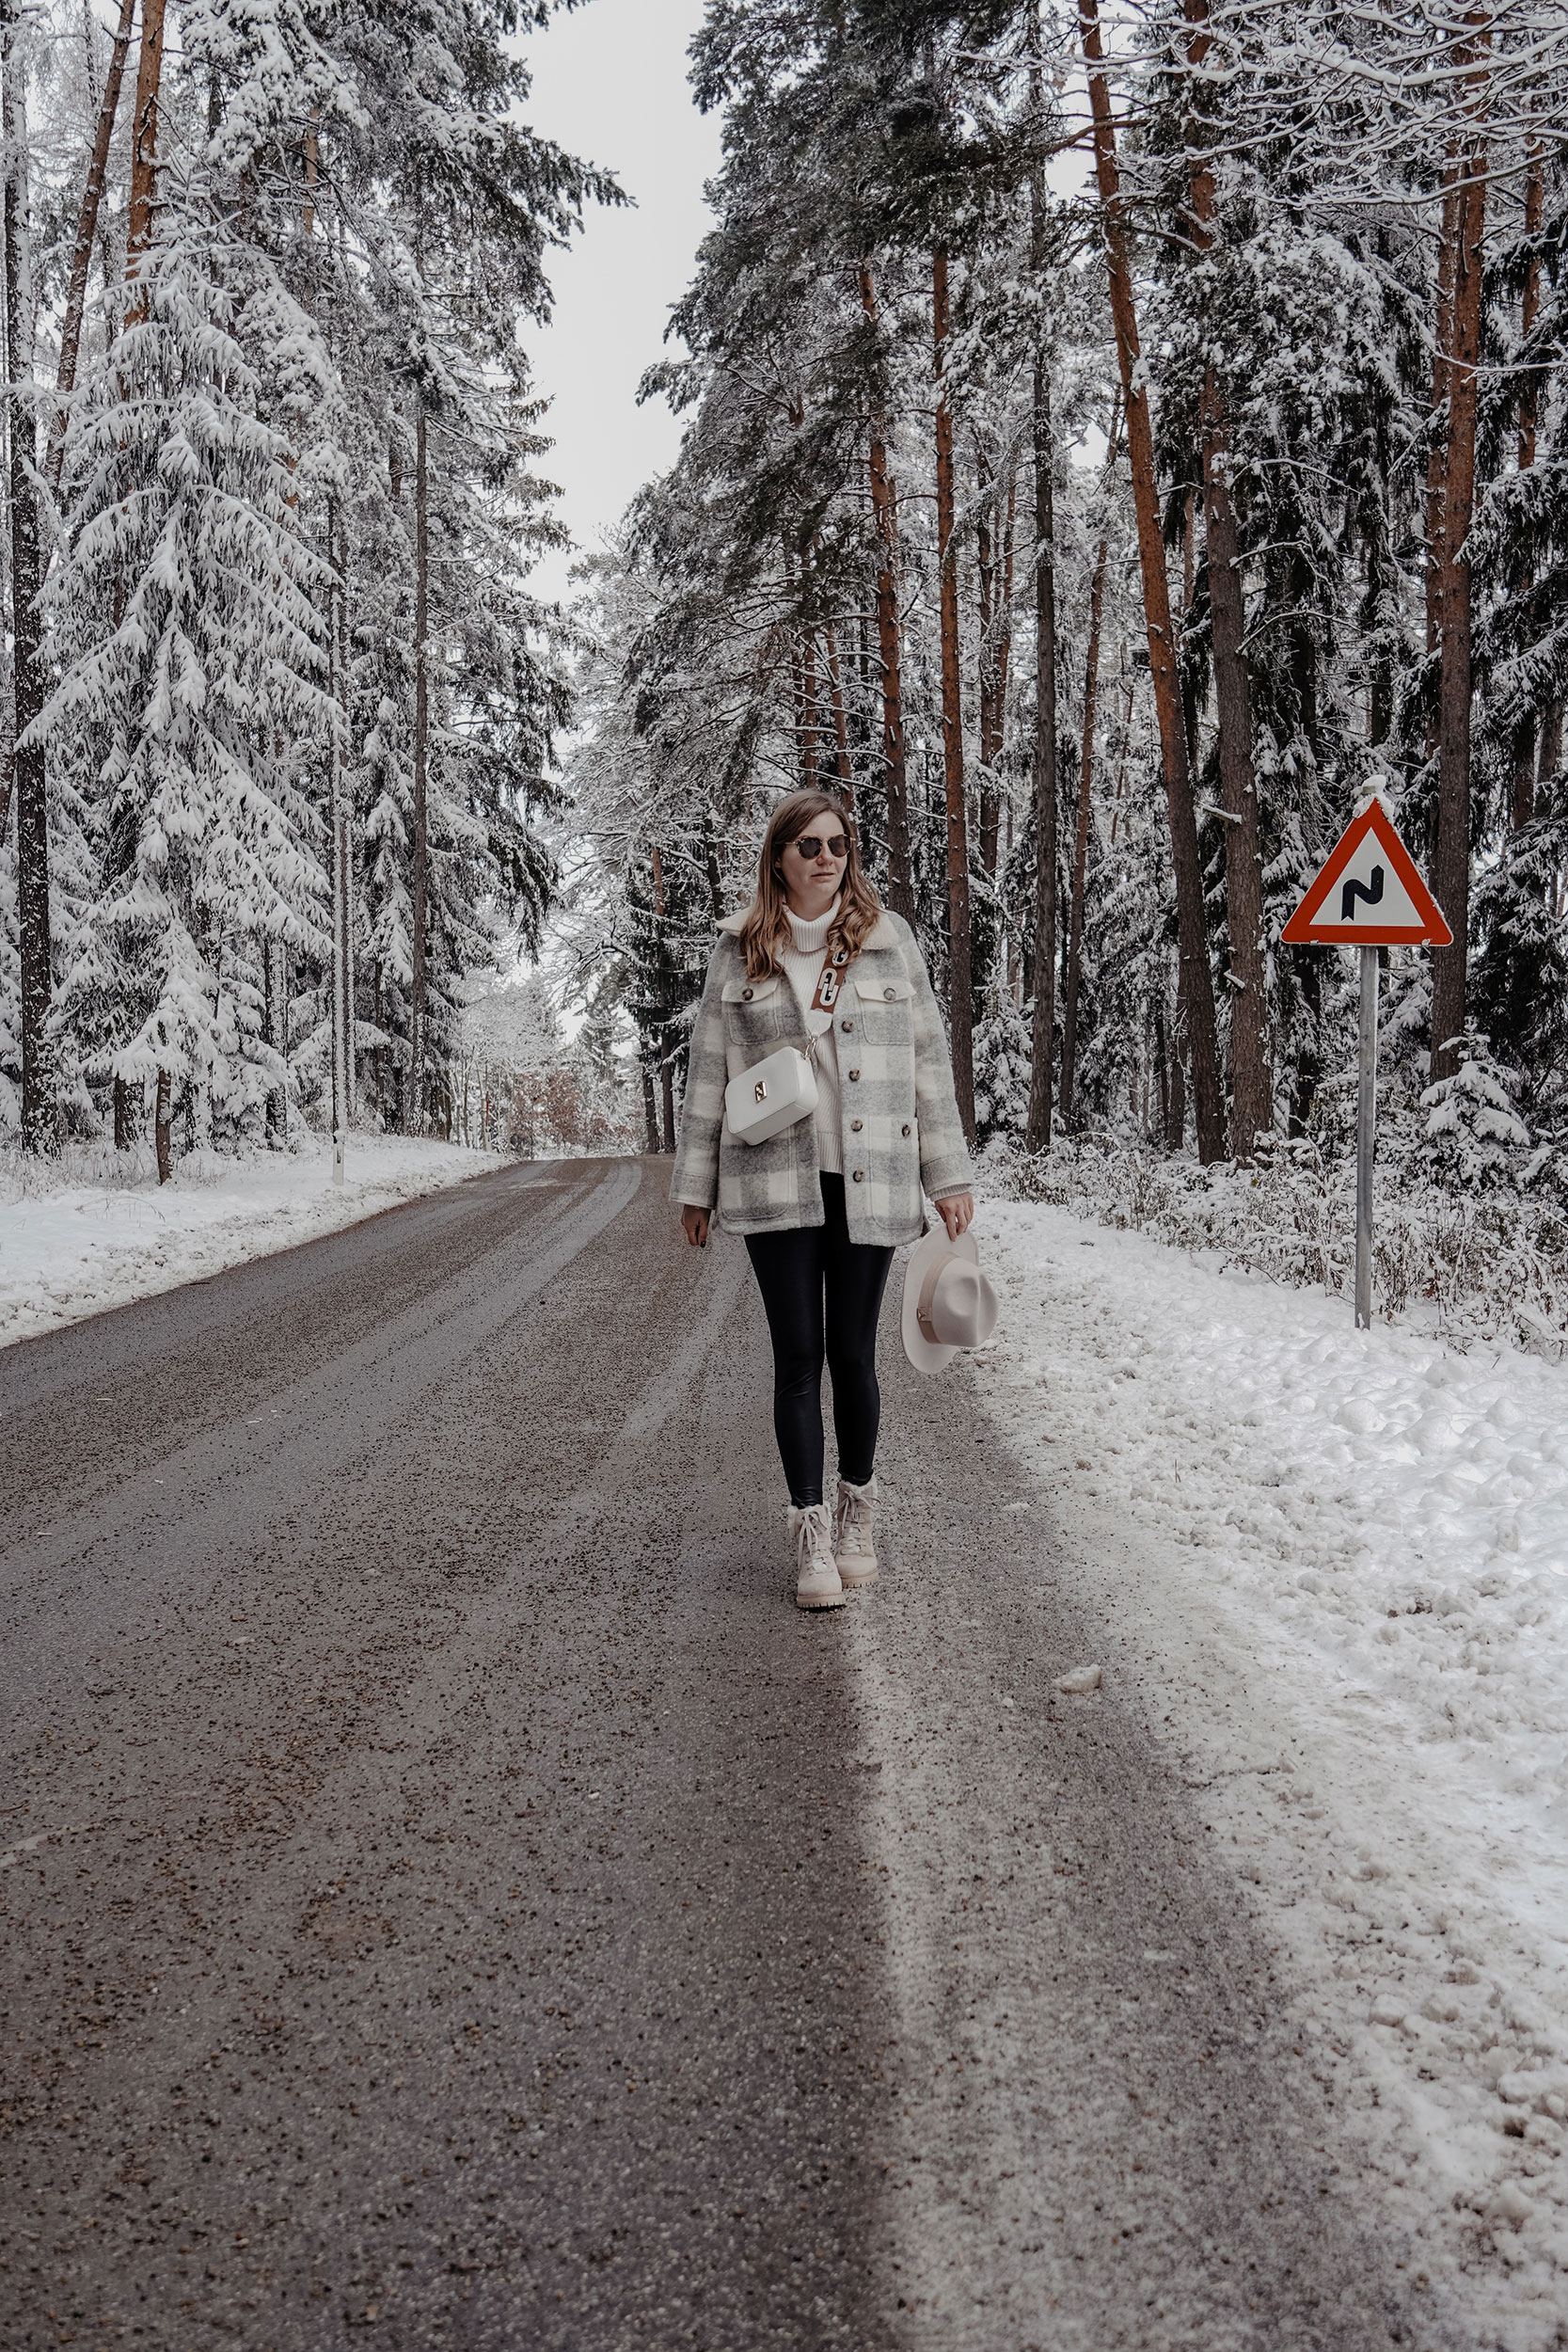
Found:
[681,1204,711,1249]
[935,1191,974,1241]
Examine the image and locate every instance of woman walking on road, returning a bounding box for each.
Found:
[672,789,974,1610]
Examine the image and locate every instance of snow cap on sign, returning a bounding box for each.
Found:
[1281,802,1452,948]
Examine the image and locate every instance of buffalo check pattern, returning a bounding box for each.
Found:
[671,910,973,1245]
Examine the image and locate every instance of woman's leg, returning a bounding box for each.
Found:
[819,1174,895,1486]
[744,1222,829,1506]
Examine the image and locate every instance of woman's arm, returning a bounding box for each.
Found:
[895,918,974,1204]
[669,951,729,1230]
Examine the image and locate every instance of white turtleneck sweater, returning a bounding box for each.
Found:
[782,900,844,1177]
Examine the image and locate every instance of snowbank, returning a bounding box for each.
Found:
[984,1133,1568,1360]
[984,1200,1568,2347]
[0,1135,510,1349]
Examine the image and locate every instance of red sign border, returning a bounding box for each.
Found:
[1281,802,1453,947]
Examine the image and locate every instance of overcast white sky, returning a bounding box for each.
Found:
[518,0,723,605]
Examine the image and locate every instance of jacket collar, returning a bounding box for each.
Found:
[717,908,902,952]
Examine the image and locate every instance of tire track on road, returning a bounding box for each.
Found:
[0,1161,641,1711]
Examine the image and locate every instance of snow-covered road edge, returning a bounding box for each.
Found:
[977,1200,1568,2352]
[0,1136,520,1351]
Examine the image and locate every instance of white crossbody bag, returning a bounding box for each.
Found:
[724,944,852,1146]
[724,1044,818,1144]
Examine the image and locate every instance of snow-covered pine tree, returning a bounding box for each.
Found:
[41,166,337,1166]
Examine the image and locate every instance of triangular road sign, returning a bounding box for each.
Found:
[1281,801,1453,947]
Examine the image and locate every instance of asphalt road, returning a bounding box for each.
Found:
[2,1156,1440,2351]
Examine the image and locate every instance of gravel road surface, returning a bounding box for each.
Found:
[2,1156,1440,2350]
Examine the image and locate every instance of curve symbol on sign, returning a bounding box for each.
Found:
[1340,865,1385,922]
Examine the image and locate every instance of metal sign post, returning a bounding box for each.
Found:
[1282,797,1451,1331]
[1355,946,1378,1329]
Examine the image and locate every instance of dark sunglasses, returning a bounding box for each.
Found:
[791,834,848,861]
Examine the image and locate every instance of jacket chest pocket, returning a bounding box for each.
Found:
[721,972,790,1064]
[846,969,911,1046]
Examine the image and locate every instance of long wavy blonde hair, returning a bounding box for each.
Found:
[736,790,883,981]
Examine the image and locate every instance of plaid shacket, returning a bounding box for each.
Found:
[670,910,973,1245]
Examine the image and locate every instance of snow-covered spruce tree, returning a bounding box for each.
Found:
[1420,1032,1535,1192]
[973,993,1032,1147]
[40,183,336,1167]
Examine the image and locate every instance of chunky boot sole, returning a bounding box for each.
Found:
[796,1583,848,1610]
[837,1557,877,1588]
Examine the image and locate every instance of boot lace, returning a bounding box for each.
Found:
[834,1482,872,1549]
[796,1503,835,1574]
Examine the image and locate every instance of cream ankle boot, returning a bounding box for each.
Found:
[790,1502,845,1610]
[833,1476,878,1587]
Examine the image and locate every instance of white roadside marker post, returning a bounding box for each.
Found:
[1355,946,1378,1330]
[1281,793,1451,1332]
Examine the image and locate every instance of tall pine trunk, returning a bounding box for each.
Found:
[1023,27,1057,1154]
[800,626,820,788]
[1061,527,1108,1128]
[1424,162,1459,764]
[785,541,818,789]
[122,0,168,1162]
[1184,0,1272,1156]
[1024,349,1057,1152]
[1430,131,1487,1081]
[973,454,1016,964]
[1511,135,1543,834]
[975,441,998,875]
[859,262,913,920]
[154,1064,171,1183]
[972,444,1002,997]
[264,942,286,1141]
[5,12,50,1151]
[44,0,134,495]
[329,499,352,1155]
[933,246,974,1139]
[1080,0,1224,1163]
[1199,410,1271,1154]
[823,619,854,799]
[409,403,430,1131]
[990,466,1016,856]
[124,0,166,301]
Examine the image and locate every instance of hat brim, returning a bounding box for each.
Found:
[901,1227,978,1375]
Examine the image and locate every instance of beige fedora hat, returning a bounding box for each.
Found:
[902,1225,1000,1374]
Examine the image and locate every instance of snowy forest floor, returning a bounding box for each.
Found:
[983,1200,1568,2347]
[0,1134,514,1350]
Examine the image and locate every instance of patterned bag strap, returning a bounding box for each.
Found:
[808,937,856,1020]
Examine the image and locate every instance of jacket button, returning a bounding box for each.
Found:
[847,1069,860,1082]
[884,985,896,1000]
[841,1018,854,1032]
[741,987,753,1001]
[901,1122,911,1137]
[852,1169,864,1182]
[850,1118,863,1132]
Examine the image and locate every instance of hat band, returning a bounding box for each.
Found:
[916,1256,946,1344]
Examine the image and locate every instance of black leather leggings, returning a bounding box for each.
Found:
[743,1173,895,1507]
